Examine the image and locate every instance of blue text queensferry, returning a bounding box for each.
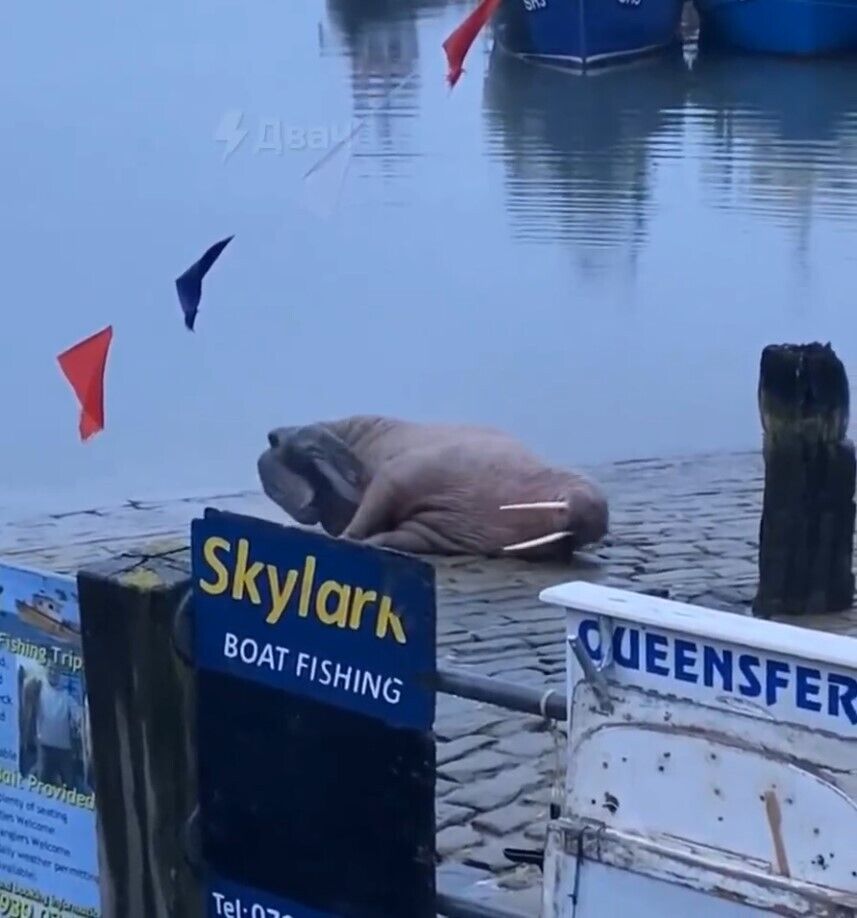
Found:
[575,618,857,725]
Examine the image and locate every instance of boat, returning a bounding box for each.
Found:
[492,0,687,70]
[538,581,857,917]
[695,0,857,55]
[16,591,80,641]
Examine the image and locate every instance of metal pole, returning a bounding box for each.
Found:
[437,891,530,918]
[436,665,567,722]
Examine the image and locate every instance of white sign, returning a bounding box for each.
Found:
[537,582,857,917]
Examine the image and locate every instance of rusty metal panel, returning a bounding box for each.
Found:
[574,850,764,918]
[565,682,857,891]
[541,823,578,918]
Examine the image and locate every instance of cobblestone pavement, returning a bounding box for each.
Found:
[3,448,857,915]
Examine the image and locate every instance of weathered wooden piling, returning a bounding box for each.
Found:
[77,552,202,918]
[753,342,856,617]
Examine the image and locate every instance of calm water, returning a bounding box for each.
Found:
[3,0,857,512]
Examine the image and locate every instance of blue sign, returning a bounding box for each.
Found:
[192,509,438,918]
[191,508,436,731]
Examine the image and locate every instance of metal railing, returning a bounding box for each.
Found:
[436,666,566,722]
[433,664,566,918]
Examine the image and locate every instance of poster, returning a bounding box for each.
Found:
[0,562,98,918]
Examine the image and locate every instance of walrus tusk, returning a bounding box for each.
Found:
[500,501,569,511]
[502,531,573,552]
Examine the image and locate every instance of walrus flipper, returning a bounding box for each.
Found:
[340,468,400,541]
[360,528,437,554]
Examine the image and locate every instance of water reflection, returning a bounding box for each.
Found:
[324,0,422,84]
[689,53,857,230]
[319,0,442,181]
[7,0,857,509]
[482,47,690,276]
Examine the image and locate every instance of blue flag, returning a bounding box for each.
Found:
[175,235,234,330]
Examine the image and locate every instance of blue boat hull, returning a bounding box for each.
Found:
[696,0,857,55]
[494,0,686,68]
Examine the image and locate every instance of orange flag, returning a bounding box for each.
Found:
[57,325,113,441]
[442,0,501,87]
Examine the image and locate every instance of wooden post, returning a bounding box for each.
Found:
[753,342,856,617]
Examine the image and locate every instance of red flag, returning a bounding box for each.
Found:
[442,0,501,87]
[57,325,113,441]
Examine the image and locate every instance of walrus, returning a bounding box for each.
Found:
[256,414,608,562]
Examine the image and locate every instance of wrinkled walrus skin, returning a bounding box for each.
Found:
[256,414,608,562]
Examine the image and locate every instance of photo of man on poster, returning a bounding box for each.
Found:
[19,662,86,791]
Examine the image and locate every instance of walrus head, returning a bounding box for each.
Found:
[498,478,609,556]
[257,424,367,536]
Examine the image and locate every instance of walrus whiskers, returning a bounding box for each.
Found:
[502,531,574,552]
[499,501,569,511]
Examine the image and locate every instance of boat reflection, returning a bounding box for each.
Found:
[321,0,431,182]
[482,47,691,276]
[689,52,857,229]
